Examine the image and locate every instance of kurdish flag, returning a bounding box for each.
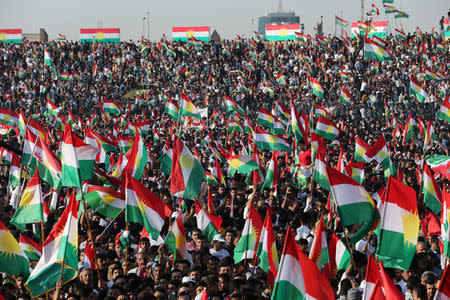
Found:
[0,220,30,276]
[8,154,21,189]
[254,127,291,152]
[227,154,259,177]
[364,37,392,61]
[257,107,277,129]
[261,151,279,191]
[171,136,204,200]
[315,115,339,140]
[422,163,442,215]
[80,28,120,43]
[365,134,390,170]
[313,150,330,191]
[434,264,450,300]
[125,173,172,240]
[60,125,81,187]
[265,24,300,41]
[339,87,351,104]
[384,4,397,14]
[234,205,263,263]
[164,98,180,121]
[272,227,334,300]
[195,199,222,242]
[10,168,44,229]
[165,212,188,260]
[0,29,22,43]
[19,235,42,260]
[395,28,407,39]
[180,93,202,120]
[26,193,79,297]
[256,210,279,286]
[123,130,148,180]
[409,75,429,102]
[102,98,121,115]
[85,126,118,152]
[159,140,173,175]
[310,77,324,98]
[324,233,351,278]
[0,108,19,126]
[376,176,419,270]
[394,10,409,18]
[46,99,60,117]
[335,16,349,27]
[442,188,450,260]
[309,218,330,269]
[85,185,125,219]
[172,26,210,42]
[439,95,450,122]
[326,167,380,244]
[225,96,245,115]
[344,161,365,184]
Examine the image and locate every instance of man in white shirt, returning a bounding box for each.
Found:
[210,234,230,261]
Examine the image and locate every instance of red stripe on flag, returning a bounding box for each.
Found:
[0,29,22,34]
[172,26,210,32]
[265,24,300,30]
[80,28,120,34]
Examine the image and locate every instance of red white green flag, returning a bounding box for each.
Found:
[195,199,222,242]
[234,205,263,263]
[256,210,279,286]
[0,220,30,277]
[422,163,442,216]
[165,212,188,260]
[19,234,42,260]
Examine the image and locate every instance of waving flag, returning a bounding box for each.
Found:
[313,150,330,191]
[422,163,443,216]
[85,185,125,219]
[434,264,450,300]
[256,210,279,286]
[102,98,121,115]
[60,125,81,187]
[0,108,19,126]
[327,167,380,243]
[309,218,330,269]
[339,87,351,104]
[26,192,79,297]
[335,16,349,27]
[180,93,202,120]
[261,151,279,191]
[395,28,406,39]
[225,96,245,115]
[0,220,30,276]
[234,205,263,263]
[364,37,392,61]
[377,177,419,270]
[171,136,204,200]
[409,75,429,102]
[365,134,391,170]
[254,127,291,152]
[19,234,42,260]
[195,199,222,242]
[439,95,450,122]
[165,212,188,260]
[384,4,397,14]
[315,115,339,140]
[310,77,324,98]
[227,154,259,177]
[394,10,409,18]
[123,130,148,180]
[324,233,351,279]
[272,227,334,300]
[164,98,180,121]
[10,168,44,230]
[125,173,172,240]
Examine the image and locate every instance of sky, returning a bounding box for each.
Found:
[1,0,448,41]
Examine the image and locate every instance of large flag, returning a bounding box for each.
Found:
[426,155,450,179]
[80,28,120,43]
[125,173,172,240]
[257,107,277,129]
[60,125,81,187]
[172,26,210,42]
[376,176,419,270]
[234,205,263,263]
[10,168,44,230]
[256,210,279,286]
[85,185,125,219]
[0,29,22,43]
[123,130,148,180]
[364,37,392,61]
[26,192,79,297]
[180,93,202,120]
[0,220,30,276]
[315,115,339,140]
[422,163,443,215]
[326,167,379,243]
[272,227,334,300]
[165,212,188,260]
[409,75,429,102]
[0,108,19,126]
[254,127,291,152]
[171,136,204,200]
[195,199,222,243]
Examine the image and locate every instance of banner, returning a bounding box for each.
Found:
[265,24,300,41]
[351,21,388,38]
[0,29,22,43]
[80,28,120,43]
[172,27,210,42]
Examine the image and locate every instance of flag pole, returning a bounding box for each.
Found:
[125,221,129,274]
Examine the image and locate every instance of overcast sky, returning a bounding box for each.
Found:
[2,0,448,41]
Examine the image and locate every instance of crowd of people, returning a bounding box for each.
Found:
[0,22,449,300]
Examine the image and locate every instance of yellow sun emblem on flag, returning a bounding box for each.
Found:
[401,211,419,247]
[279,28,288,37]
[102,193,116,205]
[0,33,6,41]
[266,115,274,123]
[179,153,194,170]
[0,230,22,258]
[230,158,244,169]
[267,134,278,144]
[95,32,105,40]
[186,31,195,39]
[19,190,34,208]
